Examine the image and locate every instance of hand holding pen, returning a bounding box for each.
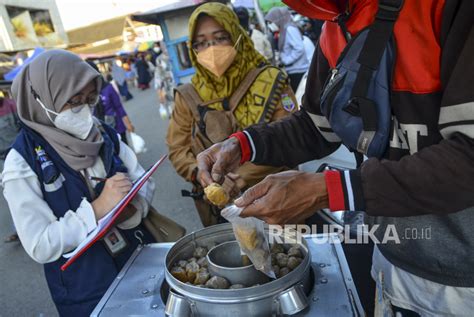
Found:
[90,173,132,220]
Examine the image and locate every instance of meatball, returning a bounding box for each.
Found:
[287,256,302,270]
[279,267,290,278]
[194,271,210,285]
[171,266,188,283]
[272,265,280,277]
[185,261,200,282]
[193,247,208,259]
[287,246,303,258]
[270,244,285,254]
[197,257,209,268]
[276,253,289,268]
[205,276,230,289]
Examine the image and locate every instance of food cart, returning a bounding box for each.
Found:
[92,224,365,316]
[131,0,206,85]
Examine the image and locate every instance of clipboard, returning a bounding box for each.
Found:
[60,154,167,271]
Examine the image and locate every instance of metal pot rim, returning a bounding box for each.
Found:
[164,223,311,303]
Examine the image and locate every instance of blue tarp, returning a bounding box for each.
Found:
[233,0,254,8]
[4,47,45,81]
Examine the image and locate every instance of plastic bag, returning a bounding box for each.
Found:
[159,103,169,120]
[221,205,276,279]
[128,132,147,154]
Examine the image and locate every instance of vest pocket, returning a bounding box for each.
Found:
[203,110,237,143]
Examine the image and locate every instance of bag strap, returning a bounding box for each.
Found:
[228,65,269,112]
[348,0,404,133]
[174,84,204,123]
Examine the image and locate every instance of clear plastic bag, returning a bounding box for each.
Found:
[159,104,169,120]
[221,205,276,279]
[128,132,147,154]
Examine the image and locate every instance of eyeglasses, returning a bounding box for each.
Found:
[192,35,232,52]
[66,93,100,113]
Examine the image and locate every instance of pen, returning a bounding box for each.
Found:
[89,176,107,182]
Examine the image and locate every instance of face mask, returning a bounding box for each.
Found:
[196,35,241,78]
[54,106,94,140]
[36,97,94,140]
[153,47,161,53]
[267,22,279,32]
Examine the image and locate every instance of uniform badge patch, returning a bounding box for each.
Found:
[281,94,295,112]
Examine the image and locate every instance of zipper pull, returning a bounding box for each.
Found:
[329,68,338,84]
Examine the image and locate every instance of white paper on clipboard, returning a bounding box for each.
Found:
[63,155,166,259]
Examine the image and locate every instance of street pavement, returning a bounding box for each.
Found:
[0,86,202,316]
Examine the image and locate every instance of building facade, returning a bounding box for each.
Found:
[0,0,68,52]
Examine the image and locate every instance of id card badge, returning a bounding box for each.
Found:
[103,227,128,256]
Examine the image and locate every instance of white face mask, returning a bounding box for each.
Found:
[267,22,279,32]
[54,106,94,140]
[36,98,94,140]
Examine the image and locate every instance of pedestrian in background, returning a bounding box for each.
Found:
[295,18,316,62]
[234,6,274,62]
[135,54,151,90]
[112,57,133,100]
[154,44,175,118]
[0,91,21,243]
[100,74,135,144]
[124,57,137,88]
[266,7,310,92]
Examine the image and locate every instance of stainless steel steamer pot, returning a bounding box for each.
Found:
[164,224,312,317]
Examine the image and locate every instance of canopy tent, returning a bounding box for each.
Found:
[233,0,254,8]
[131,0,201,25]
[4,47,45,81]
[258,0,285,13]
[137,41,155,52]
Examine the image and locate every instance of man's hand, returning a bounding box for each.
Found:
[222,172,246,200]
[234,171,329,224]
[197,137,242,187]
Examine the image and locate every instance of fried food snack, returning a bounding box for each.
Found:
[234,226,258,250]
[205,276,230,289]
[171,266,188,283]
[204,183,229,206]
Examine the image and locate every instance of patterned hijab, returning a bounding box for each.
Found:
[188,2,267,104]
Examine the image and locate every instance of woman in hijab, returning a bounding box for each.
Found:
[3,50,155,316]
[111,57,133,100]
[266,7,310,92]
[134,53,151,90]
[166,2,297,227]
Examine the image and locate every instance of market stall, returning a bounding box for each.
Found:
[131,0,205,85]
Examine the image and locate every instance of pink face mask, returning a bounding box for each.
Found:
[196,35,242,78]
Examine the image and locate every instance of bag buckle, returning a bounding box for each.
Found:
[377,0,404,21]
[344,98,361,116]
[181,189,203,200]
[379,0,404,12]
